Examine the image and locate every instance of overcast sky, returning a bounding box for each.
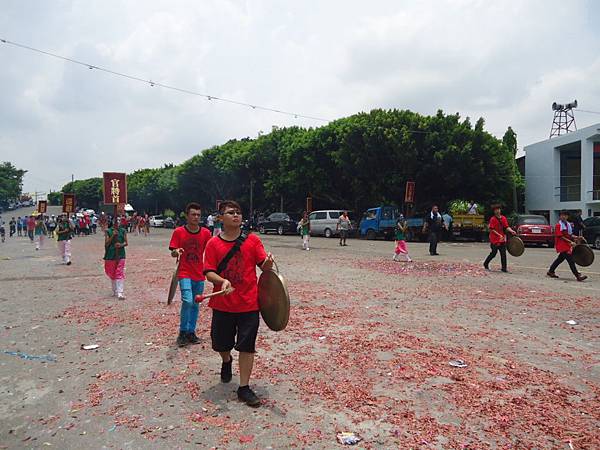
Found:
[1,0,599,194]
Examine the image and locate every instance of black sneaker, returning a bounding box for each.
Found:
[176,332,189,348]
[237,385,260,407]
[220,356,232,383]
[187,332,201,345]
[483,263,490,271]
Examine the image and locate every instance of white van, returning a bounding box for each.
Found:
[308,210,353,238]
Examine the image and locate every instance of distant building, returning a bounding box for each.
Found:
[524,122,600,223]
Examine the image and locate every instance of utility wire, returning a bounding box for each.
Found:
[0,37,330,122]
[578,109,600,115]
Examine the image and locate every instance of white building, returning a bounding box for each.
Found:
[524,122,600,223]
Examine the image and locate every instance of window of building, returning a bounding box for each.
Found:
[558,141,581,202]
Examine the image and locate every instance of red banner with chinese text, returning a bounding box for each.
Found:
[404,181,416,204]
[103,172,128,205]
[37,200,47,214]
[62,194,76,213]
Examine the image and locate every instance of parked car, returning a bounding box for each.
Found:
[308,210,354,238]
[515,214,554,247]
[149,215,165,227]
[163,217,176,229]
[582,216,600,249]
[258,212,300,235]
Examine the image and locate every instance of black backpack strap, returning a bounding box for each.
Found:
[216,233,248,275]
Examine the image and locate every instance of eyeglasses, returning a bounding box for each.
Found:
[223,211,242,216]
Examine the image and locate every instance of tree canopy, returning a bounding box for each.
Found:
[61,108,518,215]
[0,162,27,206]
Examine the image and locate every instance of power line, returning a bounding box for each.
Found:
[0,37,330,123]
[578,109,600,115]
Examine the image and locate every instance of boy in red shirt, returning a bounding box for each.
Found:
[203,200,273,407]
[169,203,212,347]
[547,210,587,281]
[483,204,516,272]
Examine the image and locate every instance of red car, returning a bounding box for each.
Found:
[515,215,554,247]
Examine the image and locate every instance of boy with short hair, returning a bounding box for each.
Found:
[483,204,516,272]
[169,202,212,347]
[547,210,587,282]
[203,200,273,407]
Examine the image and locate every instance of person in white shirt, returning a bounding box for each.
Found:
[467,201,479,215]
[206,213,215,234]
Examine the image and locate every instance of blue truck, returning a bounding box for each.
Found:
[359,206,401,240]
[359,205,428,241]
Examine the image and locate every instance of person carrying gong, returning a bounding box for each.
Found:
[483,204,516,273]
[203,200,273,407]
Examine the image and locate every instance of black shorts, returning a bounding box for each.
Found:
[211,309,259,353]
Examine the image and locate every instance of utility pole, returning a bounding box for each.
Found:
[280,195,283,212]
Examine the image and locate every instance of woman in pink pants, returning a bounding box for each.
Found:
[104,219,128,300]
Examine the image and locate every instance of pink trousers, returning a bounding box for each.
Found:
[104,259,126,280]
[395,241,408,254]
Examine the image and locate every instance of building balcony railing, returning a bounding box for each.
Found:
[555,184,581,202]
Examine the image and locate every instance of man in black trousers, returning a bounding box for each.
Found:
[423,205,446,256]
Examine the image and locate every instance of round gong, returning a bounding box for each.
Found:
[258,269,290,331]
[572,244,594,267]
[507,236,525,257]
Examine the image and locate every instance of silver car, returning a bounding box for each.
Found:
[308,210,352,238]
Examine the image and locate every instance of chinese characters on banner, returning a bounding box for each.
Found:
[62,194,75,213]
[102,172,128,205]
[38,200,47,214]
[404,181,416,204]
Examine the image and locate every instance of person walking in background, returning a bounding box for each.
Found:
[104,218,128,299]
[56,214,73,265]
[46,215,56,239]
[467,201,479,215]
[34,215,47,250]
[91,214,98,234]
[298,211,310,251]
[9,217,16,238]
[547,210,587,282]
[99,212,108,233]
[572,209,586,237]
[337,211,351,246]
[393,215,412,262]
[16,216,23,236]
[206,213,215,235]
[27,215,35,242]
[423,205,446,256]
[442,211,453,241]
[483,204,516,273]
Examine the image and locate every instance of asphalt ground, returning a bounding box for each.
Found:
[0,205,598,449]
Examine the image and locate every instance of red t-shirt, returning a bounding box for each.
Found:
[203,233,267,313]
[27,217,35,230]
[169,226,212,281]
[554,222,573,254]
[488,215,509,245]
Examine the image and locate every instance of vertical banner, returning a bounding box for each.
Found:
[37,200,48,214]
[404,181,416,204]
[62,194,76,214]
[216,199,222,213]
[103,172,128,205]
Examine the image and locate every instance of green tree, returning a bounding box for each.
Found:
[47,191,62,206]
[0,162,27,205]
[61,178,102,209]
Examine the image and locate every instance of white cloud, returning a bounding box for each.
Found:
[0,0,598,193]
